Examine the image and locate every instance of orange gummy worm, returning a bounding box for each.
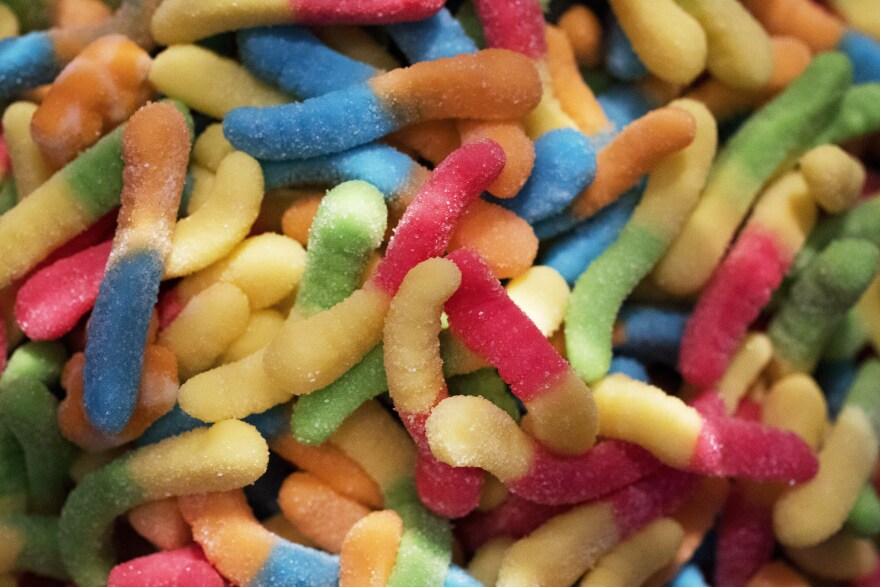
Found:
[278,472,372,553]
[557,5,603,67]
[388,119,461,166]
[458,120,535,199]
[743,0,844,52]
[545,24,609,136]
[339,510,403,587]
[31,34,152,168]
[448,199,539,279]
[572,107,697,219]
[271,434,384,509]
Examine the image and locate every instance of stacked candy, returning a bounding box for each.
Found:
[2,1,880,586]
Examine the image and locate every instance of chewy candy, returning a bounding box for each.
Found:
[7,1,880,586]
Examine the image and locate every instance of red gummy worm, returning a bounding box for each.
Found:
[370,140,505,297]
[472,0,547,58]
[690,392,818,484]
[15,241,112,340]
[714,487,776,587]
[508,440,662,506]
[444,248,568,402]
[107,544,227,587]
[679,229,789,389]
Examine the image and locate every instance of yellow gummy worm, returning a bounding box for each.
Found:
[149,44,289,119]
[165,151,265,278]
[608,0,707,85]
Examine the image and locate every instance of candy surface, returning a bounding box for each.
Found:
[7,3,880,585]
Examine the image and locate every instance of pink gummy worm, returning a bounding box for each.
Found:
[508,439,662,506]
[370,140,505,297]
[457,494,571,553]
[472,0,547,59]
[290,0,445,24]
[690,392,818,484]
[444,248,569,402]
[108,544,228,587]
[679,228,790,389]
[15,241,112,340]
[402,409,484,518]
[608,466,698,538]
[714,487,776,587]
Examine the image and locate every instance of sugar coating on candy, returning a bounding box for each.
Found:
[691,392,819,483]
[164,151,266,279]
[83,103,190,434]
[126,497,191,551]
[0,514,67,580]
[445,248,598,455]
[31,34,152,168]
[262,141,504,399]
[580,517,684,587]
[384,258,483,517]
[0,376,76,513]
[60,421,268,587]
[714,487,776,587]
[108,544,225,587]
[770,238,880,375]
[225,50,540,161]
[238,25,378,98]
[491,128,595,224]
[339,510,403,587]
[59,347,178,452]
[14,241,111,341]
[278,472,371,553]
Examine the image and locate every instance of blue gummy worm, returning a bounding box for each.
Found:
[539,188,641,283]
[489,128,595,225]
[606,17,648,82]
[83,250,163,434]
[224,85,406,161]
[238,26,377,98]
[839,30,880,84]
[138,404,288,445]
[609,355,649,382]
[615,305,689,367]
[0,32,60,101]
[386,8,477,62]
[598,84,657,131]
[671,564,710,587]
[261,142,419,200]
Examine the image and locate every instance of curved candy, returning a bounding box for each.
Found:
[31,34,152,168]
[654,52,852,296]
[608,0,706,85]
[180,181,385,422]
[426,395,661,506]
[149,44,289,119]
[15,240,111,341]
[225,50,541,160]
[59,347,178,451]
[384,258,483,517]
[566,99,716,382]
[59,419,269,587]
[0,515,67,580]
[108,544,225,587]
[679,171,816,388]
[263,141,504,397]
[496,467,696,587]
[152,0,447,45]
[0,375,75,513]
[83,102,190,434]
[165,151,265,278]
[445,248,598,455]
[769,238,879,375]
[339,510,403,587]
[570,106,697,219]
[239,25,378,98]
